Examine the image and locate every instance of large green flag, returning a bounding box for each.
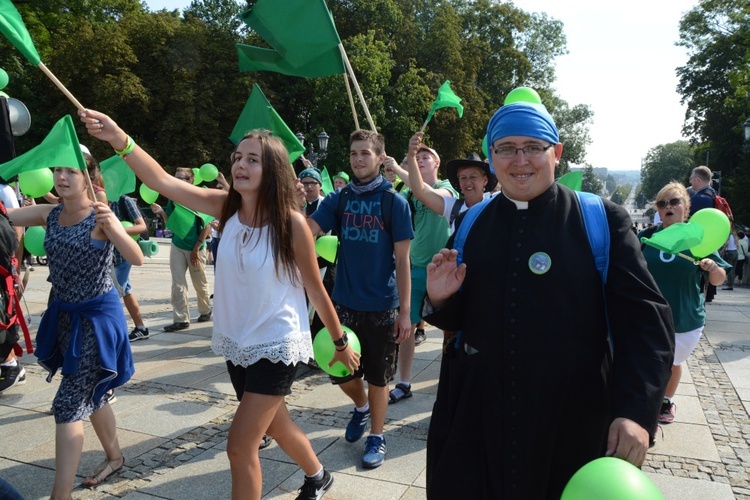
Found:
[229,84,305,163]
[0,0,41,66]
[0,115,85,179]
[425,80,464,122]
[236,0,344,77]
[640,223,704,255]
[100,154,136,201]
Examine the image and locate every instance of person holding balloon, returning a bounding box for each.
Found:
[638,182,729,425]
[7,159,141,497]
[80,108,360,500]
[422,90,674,498]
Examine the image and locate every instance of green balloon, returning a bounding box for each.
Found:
[688,208,731,258]
[0,69,8,90]
[18,169,54,198]
[24,226,46,256]
[315,235,338,263]
[120,220,140,240]
[192,168,203,185]
[504,86,542,105]
[200,163,219,182]
[139,183,159,204]
[482,135,489,159]
[561,457,663,500]
[313,326,361,377]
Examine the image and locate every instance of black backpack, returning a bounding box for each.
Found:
[0,200,32,358]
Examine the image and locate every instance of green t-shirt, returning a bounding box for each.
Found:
[403,179,458,267]
[165,201,206,251]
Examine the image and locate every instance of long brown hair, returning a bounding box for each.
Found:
[218,130,298,284]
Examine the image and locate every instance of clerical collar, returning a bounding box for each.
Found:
[502,191,529,210]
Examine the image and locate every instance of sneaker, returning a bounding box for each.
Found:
[196,311,212,323]
[128,326,150,342]
[345,408,370,443]
[658,399,675,423]
[0,363,26,392]
[296,469,333,500]
[259,434,273,450]
[102,389,117,405]
[164,322,190,332]
[362,435,386,469]
[414,328,426,346]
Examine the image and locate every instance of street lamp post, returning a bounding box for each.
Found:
[296,131,330,168]
[743,118,750,143]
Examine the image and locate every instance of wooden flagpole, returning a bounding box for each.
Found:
[338,44,376,132]
[343,73,360,131]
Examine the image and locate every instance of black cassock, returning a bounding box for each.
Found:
[424,185,674,499]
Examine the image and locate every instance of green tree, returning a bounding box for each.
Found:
[581,165,602,194]
[640,141,695,200]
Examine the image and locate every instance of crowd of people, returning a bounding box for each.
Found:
[0,89,742,499]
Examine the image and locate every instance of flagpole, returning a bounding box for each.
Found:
[419,117,430,133]
[338,44,376,132]
[343,73,360,130]
[37,63,85,111]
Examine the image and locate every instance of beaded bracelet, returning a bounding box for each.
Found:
[114,136,135,158]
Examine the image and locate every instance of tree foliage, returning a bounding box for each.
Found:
[0,0,593,186]
[581,165,602,195]
[639,141,695,200]
[676,0,750,223]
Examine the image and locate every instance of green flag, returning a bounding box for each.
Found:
[425,80,464,122]
[0,0,41,66]
[0,115,85,180]
[236,0,344,77]
[321,166,334,195]
[166,204,214,240]
[229,84,305,163]
[557,171,583,191]
[641,223,704,255]
[100,154,136,201]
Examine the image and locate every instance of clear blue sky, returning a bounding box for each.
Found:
[146,0,699,171]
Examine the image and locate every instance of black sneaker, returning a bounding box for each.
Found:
[128,327,150,342]
[164,322,190,332]
[0,363,26,392]
[196,311,212,323]
[296,469,333,500]
[102,389,117,405]
[414,329,426,346]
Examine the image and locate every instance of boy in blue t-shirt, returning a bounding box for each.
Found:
[308,129,413,469]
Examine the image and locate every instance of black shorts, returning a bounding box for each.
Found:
[331,304,398,387]
[226,358,298,400]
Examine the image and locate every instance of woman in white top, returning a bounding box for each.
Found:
[81,109,359,500]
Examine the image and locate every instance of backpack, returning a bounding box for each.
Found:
[454,191,610,283]
[713,194,734,222]
[0,201,33,357]
[449,199,465,230]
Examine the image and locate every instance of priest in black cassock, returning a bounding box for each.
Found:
[422,94,674,499]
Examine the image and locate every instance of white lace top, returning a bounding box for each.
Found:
[212,214,313,366]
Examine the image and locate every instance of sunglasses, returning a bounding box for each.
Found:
[656,198,682,209]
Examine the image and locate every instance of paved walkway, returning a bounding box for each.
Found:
[1,240,749,499]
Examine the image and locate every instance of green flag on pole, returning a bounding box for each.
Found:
[640,223,704,255]
[230,84,305,163]
[0,0,41,66]
[100,154,136,201]
[236,0,344,77]
[166,204,214,241]
[425,80,464,123]
[0,115,85,179]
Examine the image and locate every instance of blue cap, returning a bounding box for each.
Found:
[486,102,559,167]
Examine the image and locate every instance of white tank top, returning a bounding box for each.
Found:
[212,214,313,366]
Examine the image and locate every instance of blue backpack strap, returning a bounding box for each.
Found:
[453,197,493,265]
[575,191,610,284]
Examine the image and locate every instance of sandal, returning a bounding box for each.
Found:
[388,383,413,404]
[84,455,125,487]
[259,434,274,450]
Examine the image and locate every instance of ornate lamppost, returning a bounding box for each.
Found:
[295,130,330,167]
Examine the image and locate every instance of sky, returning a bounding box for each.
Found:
[146,0,699,171]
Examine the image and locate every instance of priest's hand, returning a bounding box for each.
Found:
[426,249,466,309]
[605,417,649,467]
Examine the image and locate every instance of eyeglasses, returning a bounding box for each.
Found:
[493,144,554,159]
[655,198,682,209]
[301,181,319,188]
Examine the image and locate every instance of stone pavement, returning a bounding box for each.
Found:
[0,239,748,499]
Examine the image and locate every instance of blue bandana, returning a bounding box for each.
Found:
[486,102,559,167]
